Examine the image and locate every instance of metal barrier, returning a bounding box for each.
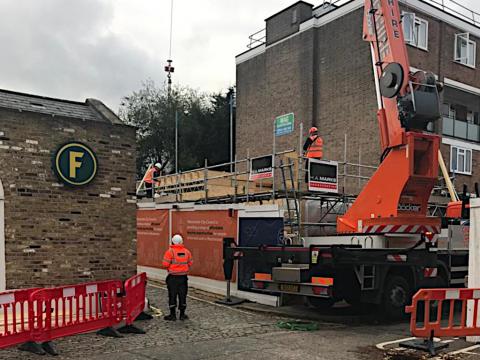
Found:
[0,288,39,349]
[30,280,123,344]
[402,288,480,355]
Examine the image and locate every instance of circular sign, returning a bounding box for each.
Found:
[54,142,98,186]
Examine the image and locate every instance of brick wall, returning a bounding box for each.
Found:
[315,8,378,194]
[0,109,137,288]
[266,2,313,45]
[236,31,314,161]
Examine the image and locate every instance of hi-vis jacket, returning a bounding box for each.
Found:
[144,167,159,184]
[162,244,193,275]
[304,135,323,159]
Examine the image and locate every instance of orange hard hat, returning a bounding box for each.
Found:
[309,127,318,134]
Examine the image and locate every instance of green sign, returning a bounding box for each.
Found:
[54,142,98,186]
[275,113,294,136]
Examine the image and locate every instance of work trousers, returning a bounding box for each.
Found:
[166,274,188,312]
[145,182,154,198]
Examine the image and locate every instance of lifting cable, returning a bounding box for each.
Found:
[169,0,174,60]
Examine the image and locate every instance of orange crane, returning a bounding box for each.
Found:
[337,0,442,237]
[222,0,462,319]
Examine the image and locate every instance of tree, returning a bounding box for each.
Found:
[119,80,233,178]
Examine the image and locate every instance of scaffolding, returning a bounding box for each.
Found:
[136,146,452,240]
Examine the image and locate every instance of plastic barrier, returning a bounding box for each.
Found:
[403,288,480,354]
[0,275,148,354]
[123,273,147,326]
[406,288,480,338]
[0,288,39,349]
[29,280,123,344]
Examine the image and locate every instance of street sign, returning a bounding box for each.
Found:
[274,113,294,136]
[308,159,338,193]
[249,155,273,181]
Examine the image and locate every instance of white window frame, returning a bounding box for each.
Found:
[454,33,476,68]
[449,105,456,119]
[450,145,472,175]
[402,12,429,51]
[467,111,474,124]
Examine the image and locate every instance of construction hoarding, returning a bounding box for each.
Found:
[137,207,238,281]
[172,210,237,280]
[137,210,170,268]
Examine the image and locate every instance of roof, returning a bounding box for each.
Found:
[0,89,123,125]
[264,1,313,21]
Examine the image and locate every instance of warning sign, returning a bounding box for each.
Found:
[308,159,338,193]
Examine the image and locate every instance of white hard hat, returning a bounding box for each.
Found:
[154,162,162,169]
[172,234,183,245]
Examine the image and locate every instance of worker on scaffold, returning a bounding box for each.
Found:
[144,162,162,198]
[303,127,323,182]
[162,234,193,321]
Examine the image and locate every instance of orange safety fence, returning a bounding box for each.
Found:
[406,288,480,338]
[0,272,148,352]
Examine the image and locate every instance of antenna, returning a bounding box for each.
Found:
[165,0,175,97]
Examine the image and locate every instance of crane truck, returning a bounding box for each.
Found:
[223,0,470,318]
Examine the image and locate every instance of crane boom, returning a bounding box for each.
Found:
[337,0,442,236]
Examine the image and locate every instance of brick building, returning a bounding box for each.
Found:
[236,0,480,195]
[0,90,137,289]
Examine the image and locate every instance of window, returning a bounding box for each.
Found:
[450,146,472,175]
[467,111,474,124]
[402,12,428,50]
[449,105,456,119]
[455,33,476,68]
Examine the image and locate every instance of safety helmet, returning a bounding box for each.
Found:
[309,127,318,135]
[172,234,183,245]
[154,162,162,169]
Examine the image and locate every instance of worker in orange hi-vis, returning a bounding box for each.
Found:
[162,234,193,321]
[144,162,162,198]
[303,127,323,182]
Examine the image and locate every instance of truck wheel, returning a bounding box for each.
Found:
[305,296,335,310]
[383,275,411,319]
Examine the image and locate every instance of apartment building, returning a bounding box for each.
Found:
[236,0,480,195]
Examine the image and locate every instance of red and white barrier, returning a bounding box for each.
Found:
[406,288,480,338]
[0,288,39,349]
[30,280,123,344]
[123,273,146,326]
[0,273,148,354]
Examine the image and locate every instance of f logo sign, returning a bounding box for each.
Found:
[54,143,97,186]
[69,151,84,178]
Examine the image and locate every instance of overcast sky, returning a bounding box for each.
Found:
[0,0,295,111]
[0,0,479,112]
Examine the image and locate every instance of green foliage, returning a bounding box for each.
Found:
[119,80,233,177]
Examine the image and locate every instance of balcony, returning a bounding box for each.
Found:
[442,117,480,142]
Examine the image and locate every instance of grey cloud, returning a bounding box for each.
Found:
[0,0,165,111]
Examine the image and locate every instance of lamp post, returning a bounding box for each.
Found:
[174,109,189,174]
[175,110,178,173]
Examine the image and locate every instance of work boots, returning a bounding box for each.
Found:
[179,310,189,321]
[164,309,176,321]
